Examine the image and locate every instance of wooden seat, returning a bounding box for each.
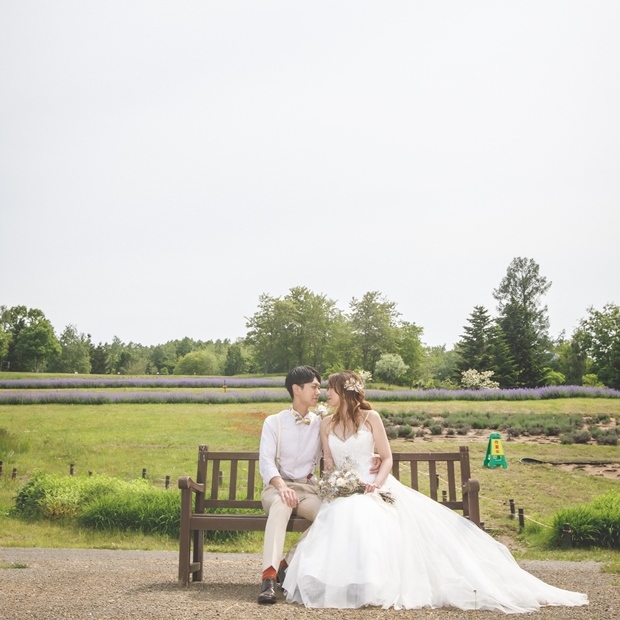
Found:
[178,444,481,586]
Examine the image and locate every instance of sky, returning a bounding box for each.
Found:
[1,1,619,350]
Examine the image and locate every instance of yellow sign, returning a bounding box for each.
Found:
[483,432,508,469]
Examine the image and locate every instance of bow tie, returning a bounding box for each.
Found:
[294,412,311,425]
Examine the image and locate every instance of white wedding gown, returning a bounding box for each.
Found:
[283,426,588,613]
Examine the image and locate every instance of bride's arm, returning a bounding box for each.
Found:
[365,410,393,491]
[320,416,335,470]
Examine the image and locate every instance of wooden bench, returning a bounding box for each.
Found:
[178,444,481,586]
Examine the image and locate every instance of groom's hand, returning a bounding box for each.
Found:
[278,486,300,507]
[369,454,382,474]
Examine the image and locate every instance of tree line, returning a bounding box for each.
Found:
[1,257,619,389]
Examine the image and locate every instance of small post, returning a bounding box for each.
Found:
[0,460,3,476]
[435,474,439,488]
[12,467,17,480]
[509,498,515,519]
[142,468,147,479]
[480,522,485,531]
[442,490,447,503]
[165,475,170,489]
[69,463,74,476]
[561,523,573,549]
[518,508,525,531]
[218,470,224,485]
[89,471,93,476]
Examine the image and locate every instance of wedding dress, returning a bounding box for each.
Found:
[282,425,588,613]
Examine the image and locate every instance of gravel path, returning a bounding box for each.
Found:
[0,548,617,620]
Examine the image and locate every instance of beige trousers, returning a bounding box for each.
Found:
[261,480,322,572]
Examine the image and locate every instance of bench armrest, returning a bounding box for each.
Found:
[462,478,481,527]
[178,475,205,493]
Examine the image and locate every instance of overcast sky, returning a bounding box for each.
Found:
[1,1,619,350]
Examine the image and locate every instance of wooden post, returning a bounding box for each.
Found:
[518,508,524,531]
[218,470,224,485]
[561,523,573,549]
[12,467,17,480]
[165,475,170,489]
[0,460,3,476]
[442,490,447,503]
[70,463,74,476]
[142,468,147,479]
[509,498,515,519]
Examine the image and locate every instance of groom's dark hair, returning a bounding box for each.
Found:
[285,365,321,398]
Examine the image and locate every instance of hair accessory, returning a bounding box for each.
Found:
[343,377,364,393]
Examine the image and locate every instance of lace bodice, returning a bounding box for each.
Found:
[328,426,376,484]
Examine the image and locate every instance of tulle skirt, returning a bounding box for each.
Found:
[283,475,588,613]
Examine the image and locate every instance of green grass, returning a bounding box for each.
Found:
[0,399,619,565]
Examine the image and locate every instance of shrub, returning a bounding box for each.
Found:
[429,424,443,436]
[559,433,574,445]
[572,430,591,444]
[385,426,399,440]
[550,492,620,549]
[398,425,414,438]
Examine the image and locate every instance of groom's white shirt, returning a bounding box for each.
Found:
[259,409,322,486]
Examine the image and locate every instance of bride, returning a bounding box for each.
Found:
[282,371,589,613]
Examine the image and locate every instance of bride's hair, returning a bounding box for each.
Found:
[328,371,372,434]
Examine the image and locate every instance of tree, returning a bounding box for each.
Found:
[174,349,220,375]
[0,326,11,370]
[396,321,424,387]
[245,288,343,373]
[576,303,620,389]
[493,257,552,387]
[224,342,249,376]
[51,325,92,374]
[456,306,494,375]
[150,342,178,375]
[349,292,400,373]
[1,305,47,371]
[419,345,460,389]
[374,353,409,386]
[13,318,61,372]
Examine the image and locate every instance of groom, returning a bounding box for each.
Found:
[257,365,324,604]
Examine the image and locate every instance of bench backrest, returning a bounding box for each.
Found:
[193,444,474,515]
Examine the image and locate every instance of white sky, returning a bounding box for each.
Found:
[1,1,619,349]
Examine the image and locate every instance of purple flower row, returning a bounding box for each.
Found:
[0,384,617,405]
[0,376,286,390]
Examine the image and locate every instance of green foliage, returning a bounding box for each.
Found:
[577,303,620,389]
[374,353,409,386]
[493,257,552,387]
[174,349,221,375]
[550,492,620,549]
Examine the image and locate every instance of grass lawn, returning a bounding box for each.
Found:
[1,399,619,564]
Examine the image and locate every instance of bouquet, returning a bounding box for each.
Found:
[318,457,394,504]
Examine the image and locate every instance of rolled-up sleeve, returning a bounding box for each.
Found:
[259,415,280,486]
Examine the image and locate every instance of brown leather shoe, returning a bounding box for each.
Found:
[257,578,277,604]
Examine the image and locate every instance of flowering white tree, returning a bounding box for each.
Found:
[460,368,500,390]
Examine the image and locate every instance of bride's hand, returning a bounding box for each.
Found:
[365,482,380,494]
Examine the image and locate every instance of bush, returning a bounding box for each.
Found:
[398,425,414,438]
[550,492,620,549]
[572,430,592,444]
[385,426,399,440]
[559,433,574,445]
[429,424,443,436]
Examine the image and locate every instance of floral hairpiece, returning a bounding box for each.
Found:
[343,377,364,393]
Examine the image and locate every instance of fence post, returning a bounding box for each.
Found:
[70,463,74,476]
[142,468,147,479]
[0,460,3,476]
[442,490,447,503]
[165,475,170,489]
[561,523,573,549]
[518,508,525,532]
[12,467,17,480]
[509,498,515,519]
[218,470,223,485]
